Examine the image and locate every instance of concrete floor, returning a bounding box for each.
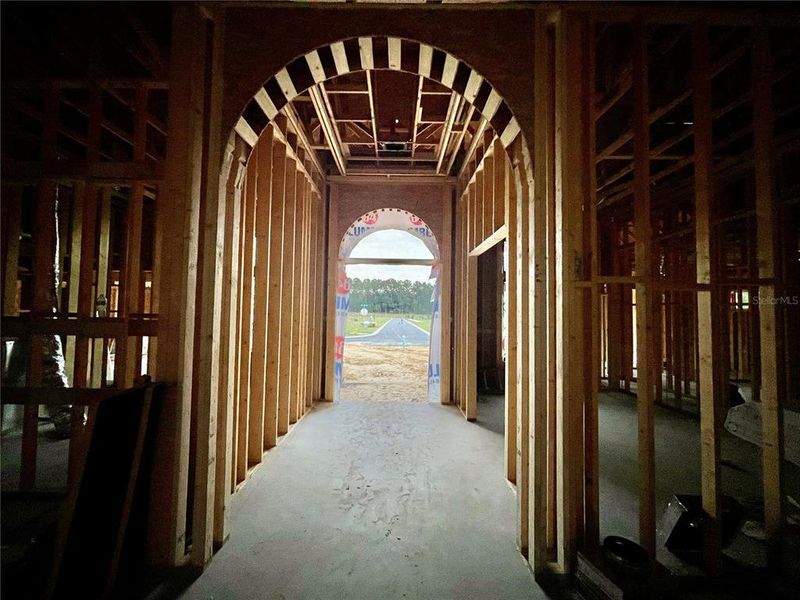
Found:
[181,399,546,600]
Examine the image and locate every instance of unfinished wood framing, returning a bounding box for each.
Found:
[3,3,796,588]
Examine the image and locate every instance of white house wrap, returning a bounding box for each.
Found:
[336,208,440,402]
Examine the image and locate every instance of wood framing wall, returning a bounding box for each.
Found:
[3,1,797,586]
[532,7,799,576]
[221,119,325,520]
[1,85,162,492]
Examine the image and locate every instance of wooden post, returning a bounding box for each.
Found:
[190,9,226,566]
[632,18,656,557]
[752,25,784,542]
[150,4,209,566]
[1,186,22,318]
[324,185,338,402]
[440,186,453,405]
[22,181,58,490]
[290,172,305,423]
[73,184,99,393]
[482,156,493,241]
[692,21,724,575]
[466,254,478,421]
[248,129,274,465]
[514,145,530,558]
[584,14,601,554]
[531,10,556,571]
[554,12,588,573]
[230,166,248,490]
[312,192,325,402]
[236,146,257,481]
[278,157,297,430]
[91,188,112,387]
[62,185,82,386]
[122,183,145,386]
[505,154,518,483]
[305,187,317,409]
[214,138,245,547]
[493,140,506,230]
[265,140,287,447]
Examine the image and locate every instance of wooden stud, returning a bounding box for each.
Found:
[305,188,318,408]
[632,18,657,557]
[150,21,211,550]
[230,163,248,491]
[90,188,112,388]
[515,146,530,559]
[505,156,519,485]
[493,140,506,229]
[21,181,58,490]
[192,10,227,565]
[531,9,556,571]
[692,20,724,575]
[62,184,83,388]
[324,185,338,403]
[466,254,478,421]
[235,147,257,482]
[247,129,274,465]
[264,139,287,447]
[440,186,453,404]
[278,157,297,431]
[554,13,589,573]
[482,155,494,242]
[312,192,326,402]
[291,174,306,422]
[122,183,145,386]
[584,15,601,554]
[214,140,245,546]
[752,25,784,541]
[2,186,22,316]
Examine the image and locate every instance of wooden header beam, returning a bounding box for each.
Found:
[342,258,435,266]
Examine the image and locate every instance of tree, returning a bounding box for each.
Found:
[347,277,434,314]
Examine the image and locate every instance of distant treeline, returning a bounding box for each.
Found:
[348,278,434,314]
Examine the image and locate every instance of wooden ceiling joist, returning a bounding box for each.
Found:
[308,83,347,175]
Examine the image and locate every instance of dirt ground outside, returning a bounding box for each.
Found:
[341,343,429,402]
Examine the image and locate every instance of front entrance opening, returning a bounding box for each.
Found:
[334,211,440,403]
[341,264,432,402]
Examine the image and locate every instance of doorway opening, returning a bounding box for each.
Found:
[334,210,440,403]
[474,241,506,436]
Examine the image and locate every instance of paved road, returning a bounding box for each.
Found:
[346,317,430,345]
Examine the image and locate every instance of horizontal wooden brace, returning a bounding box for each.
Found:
[2,316,158,338]
[0,386,139,406]
[5,79,169,90]
[2,160,164,184]
[469,224,508,256]
[342,258,436,266]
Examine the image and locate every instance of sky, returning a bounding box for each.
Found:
[345,229,434,283]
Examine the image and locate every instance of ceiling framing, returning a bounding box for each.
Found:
[288,69,493,177]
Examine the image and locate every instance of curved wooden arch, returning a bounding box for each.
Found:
[339,208,439,261]
[232,36,521,155]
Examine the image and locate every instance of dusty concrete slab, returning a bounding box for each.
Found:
[181,400,545,600]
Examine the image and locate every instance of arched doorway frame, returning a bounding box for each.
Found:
[220,34,535,410]
[213,32,538,569]
[198,29,537,574]
[332,209,442,403]
[230,37,522,160]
